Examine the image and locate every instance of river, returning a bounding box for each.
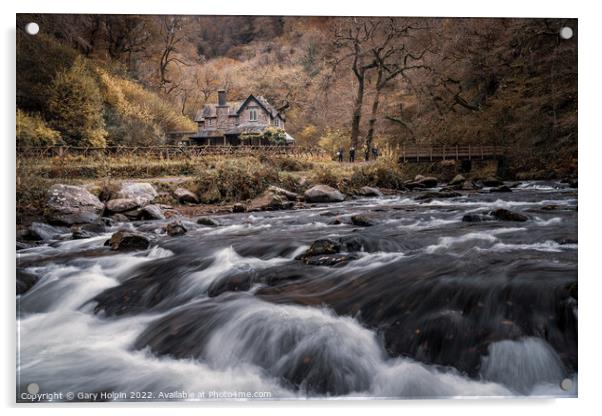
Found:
[16,181,578,401]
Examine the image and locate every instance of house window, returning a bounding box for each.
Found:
[250,110,257,121]
[274,118,279,127]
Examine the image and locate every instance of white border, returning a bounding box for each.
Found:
[2,0,600,415]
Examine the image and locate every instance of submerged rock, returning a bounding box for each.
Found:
[490,208,528,222]
[70,225,96,240]
[16,269,40,295]
[489,185,512,193]
[174,187,199,204]
[197,217,219,227]
[18,222,68,241]
[106,230,150,251]
[482,177,504,187]
[299,239,341,258]
[304,185,345,203]
[302,253,359,267]
[415,191,461,201]
[45,184,105,225]
[165,220,187,236]
[462,214,495,223]
[350,215,375,227]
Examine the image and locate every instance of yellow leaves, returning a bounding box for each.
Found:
[16,110,61,146]
[95,67,196,139]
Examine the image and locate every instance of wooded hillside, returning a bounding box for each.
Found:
[16,14,577,174]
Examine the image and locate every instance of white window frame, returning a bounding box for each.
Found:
[250,109,257,121]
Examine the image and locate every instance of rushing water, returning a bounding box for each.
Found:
[16,181,578,401]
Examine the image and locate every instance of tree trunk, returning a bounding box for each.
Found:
[350,74,365,149]
[365,67,383,152]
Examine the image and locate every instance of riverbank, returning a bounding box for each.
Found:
[16,155,577,228]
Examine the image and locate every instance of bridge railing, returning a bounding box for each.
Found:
[16,145,327,159]
[399,145,506,162]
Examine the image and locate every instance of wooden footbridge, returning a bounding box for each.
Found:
[399,145,506,163]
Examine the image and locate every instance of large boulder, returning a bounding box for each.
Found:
[174,187,199,204]
[105,230,150,251]
[116,182,157,204]
[46,184,105,225]
[105,182,158,213]
[490,208,528,222]
[304,185,345,203]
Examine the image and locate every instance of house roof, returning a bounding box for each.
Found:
[194,95,285,122]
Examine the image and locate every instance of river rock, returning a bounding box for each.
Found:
[116,182,157,204]
[139,204,165,220]
[489,185,512,193]
[350,215,375,227]
[19,222,68,241]
[449,174,466,186]
[106,230,150,251]
[298,239,341,259]
[247,191,292,211]
[482,177,503,187]
[302,253,359,267]
[304,185,345,203]
[462,213,495,223]
[174,187,199,204]
[232,202,246,213]
[71,225,96,240]
[490,208,528,222]
[197,217,219,227]
[462,180,479,190]
[415,191,461,201]
[406,175,438,189]
[358,186,383,197]
[17,269,40,295]
[106,198,143,213]
[166,220,187,236]
[268,185,299,201]
[46,184,105,225]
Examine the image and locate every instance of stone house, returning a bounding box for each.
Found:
[190,90,293,145]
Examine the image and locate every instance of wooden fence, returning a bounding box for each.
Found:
[16,145,327,160]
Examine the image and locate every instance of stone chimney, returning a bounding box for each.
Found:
[218,89,227,106]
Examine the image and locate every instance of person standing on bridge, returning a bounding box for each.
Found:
[337,147,344,163]
[349,146,356,163]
